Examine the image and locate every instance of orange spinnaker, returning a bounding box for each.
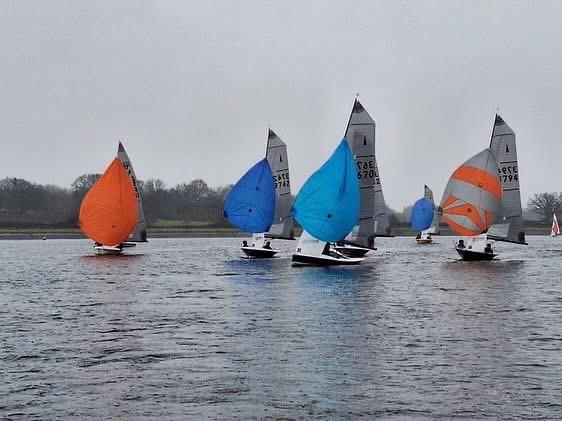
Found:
[78,158,138,246]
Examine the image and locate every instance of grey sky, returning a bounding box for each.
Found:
[1,0,561,210]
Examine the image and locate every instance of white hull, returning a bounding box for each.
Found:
[332,243,372,258]
[94,245,124,255]
[455,234,496,261]
[241,246,279,258]
[293,231,364,266]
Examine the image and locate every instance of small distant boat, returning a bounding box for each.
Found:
[223,149,277,258]
[439,114,527,260]
[79,158,138,255]
[332,99,391,258]
[291,139,362,266]
[413,185,440,244]
[551,214,560,237]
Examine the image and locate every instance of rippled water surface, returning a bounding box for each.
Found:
[1,237,562,419]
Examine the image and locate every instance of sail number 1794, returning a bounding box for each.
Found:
[498,165,518,183]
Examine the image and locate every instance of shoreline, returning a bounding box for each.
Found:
[0,225,551,240]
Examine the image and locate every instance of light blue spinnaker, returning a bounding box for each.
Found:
[291,139,360,242]
[410,197,434,232]
[223,158,275,233]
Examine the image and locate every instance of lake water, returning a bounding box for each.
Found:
[1,237,561,419]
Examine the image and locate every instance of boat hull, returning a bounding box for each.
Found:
[241,246,279,258]
[291,253,364,266]
[332,244,371,258]
[94,245,123,255]
[456,247,496,261]
[416,238,433,244]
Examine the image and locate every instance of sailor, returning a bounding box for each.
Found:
[416,233,421,239]
[263,241,272,250]
[457,239,465,249]
[484,243,493,254]
[242,240,248,247]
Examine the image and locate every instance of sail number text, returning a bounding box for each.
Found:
[498,165,518,183]
[273,172,290,189]
[356,160,380,184]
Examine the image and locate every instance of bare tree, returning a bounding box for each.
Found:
[527,192,562,223]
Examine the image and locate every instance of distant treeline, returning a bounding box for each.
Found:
[0,175,556,228]
[0,175,232,228]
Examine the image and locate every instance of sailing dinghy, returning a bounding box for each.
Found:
[223,154,277,258]
[78,158,138,255]
[439,114,527,260]
[413,185,440,244]
[551,214,560,237]
[117,142,148,247]
[332,99,392,258]
[291,139,362,266]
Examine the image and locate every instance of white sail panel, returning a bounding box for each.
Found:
[488,115,526,244]
[265,129,294,239]
[117,142,147,242]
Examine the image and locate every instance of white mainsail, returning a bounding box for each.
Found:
[551,214,560,237]
[423,184,440,234]
[487,115,526,244]
[117,142,147,242]
[265,129,294,239]
[343,99,391,248]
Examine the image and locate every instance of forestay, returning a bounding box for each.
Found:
[291,139,359,243]
[265,129,294,239]
[343,99,391,249]
[487,115,526,244]
[223,158,275,233]
[117,142,147,242]
[440,149,502,237]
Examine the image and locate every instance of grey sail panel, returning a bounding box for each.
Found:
[117,142,148,242]
[265,130,294,239]
[424,184,440,234]
[488,115,526,244]
[344,99,391,248]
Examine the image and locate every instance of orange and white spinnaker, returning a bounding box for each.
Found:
[439,149,502,237]
[78,158,138,246]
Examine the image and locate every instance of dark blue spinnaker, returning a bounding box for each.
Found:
[410,197,434,232]
[224,158,275,233]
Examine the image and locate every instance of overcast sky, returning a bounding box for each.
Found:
[1,1,561,209]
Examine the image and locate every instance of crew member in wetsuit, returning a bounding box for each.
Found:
[242,240,248,247]
[457,239,465,249]
[263,241,272,249]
